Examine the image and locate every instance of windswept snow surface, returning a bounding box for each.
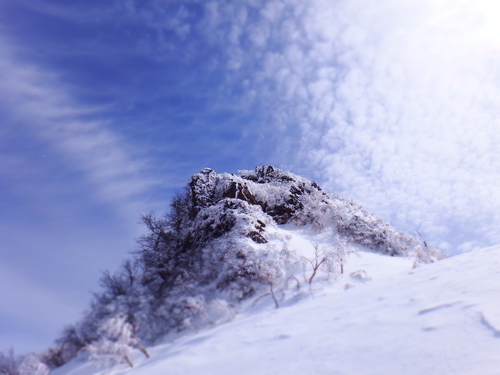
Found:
[54,242,500,375]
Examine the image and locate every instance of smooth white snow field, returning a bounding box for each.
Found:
[53,244,500,375]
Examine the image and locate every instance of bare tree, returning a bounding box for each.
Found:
[18,354,49,375]
[332,235,359,274]
[253,282,280,308]
[303,244,337,284]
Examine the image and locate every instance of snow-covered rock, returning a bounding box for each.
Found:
[6,166,452,374]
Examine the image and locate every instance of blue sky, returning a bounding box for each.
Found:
[1,0,499,353]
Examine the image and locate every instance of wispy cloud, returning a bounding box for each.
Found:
[0,37,165,220]
[0,32,172,351]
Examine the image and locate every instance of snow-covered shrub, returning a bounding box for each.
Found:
[45,259,147,369]
[299,238,361,286]
[349,270,371,282]
[45,285,137,369]
[412,244,448,268]
[147,295,211,334]
[38,347,64,371]
[331,235,358,274]
[207,299,238,323]
[18,354,49,375]
[45,320,97,368]
[86,314,149,369]
[302,243,339,284]
[331,194,418,256]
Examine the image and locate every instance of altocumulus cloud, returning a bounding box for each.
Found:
[16,0,498,253]
[168,0,500,253]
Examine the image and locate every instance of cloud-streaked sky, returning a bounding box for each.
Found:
[1,0,499,353]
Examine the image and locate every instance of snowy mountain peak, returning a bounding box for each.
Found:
[2,166,447,374]
[186,165,326,229]
[184,166,419,255]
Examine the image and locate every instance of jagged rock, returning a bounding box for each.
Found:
[181,166,417,255]
[131,166,421,335]
[246,230,268,244]
[223,181,257,205]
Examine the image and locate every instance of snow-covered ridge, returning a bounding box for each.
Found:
[187,165,421,255]
[54,244,500,375]
[1,166,446,374]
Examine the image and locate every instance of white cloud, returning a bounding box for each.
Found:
[196,0,500,252]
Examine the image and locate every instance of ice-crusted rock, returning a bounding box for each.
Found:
[180,165,417,256]
[136,166,422,305]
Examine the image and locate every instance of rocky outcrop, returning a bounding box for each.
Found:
[49,165,430,367]
[178,166,417,255]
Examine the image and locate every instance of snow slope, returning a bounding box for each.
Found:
[52,241,500,375]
